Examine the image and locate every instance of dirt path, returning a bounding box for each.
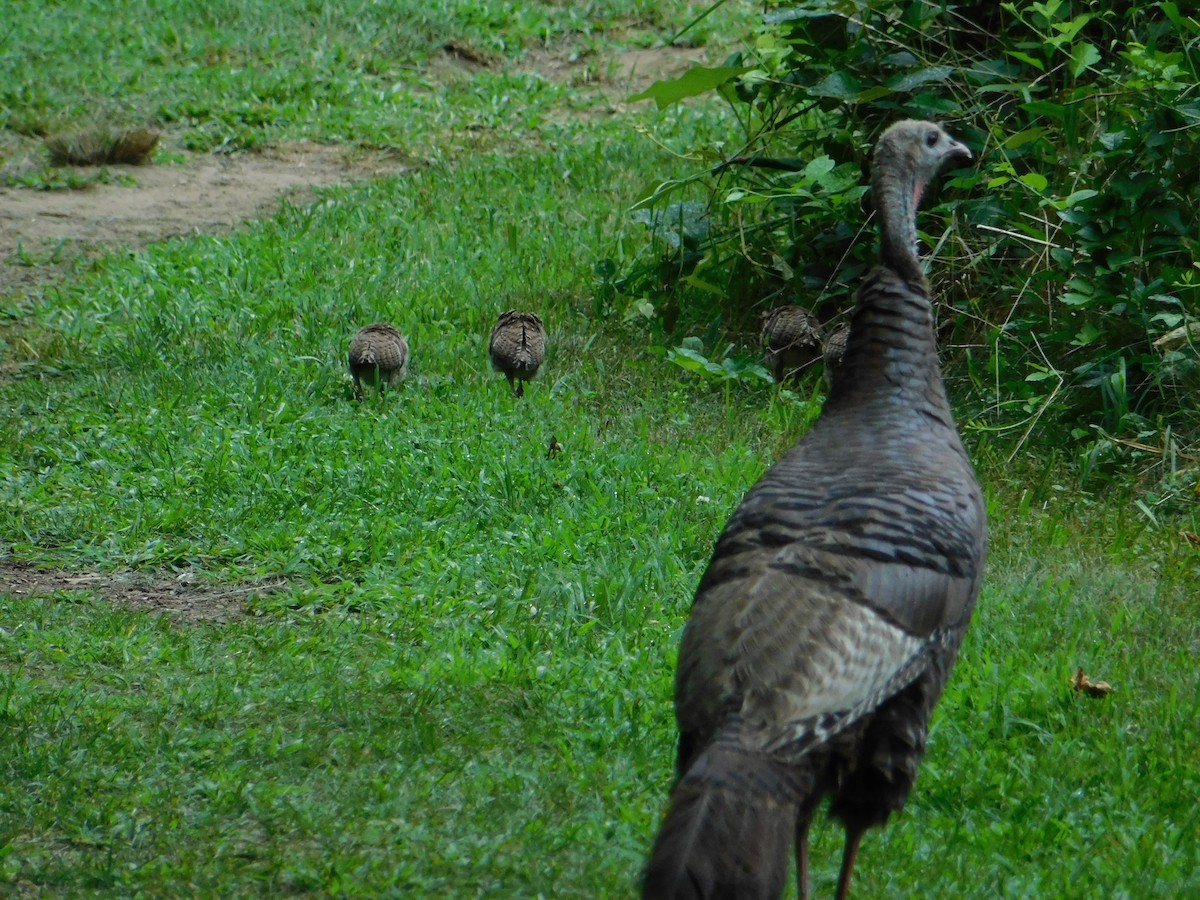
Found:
[0,45,704,299]
[0,143,413,297]
[0,562,286,624]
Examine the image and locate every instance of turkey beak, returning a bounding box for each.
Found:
[947,138,972,163]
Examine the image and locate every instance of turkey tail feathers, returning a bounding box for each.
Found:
[643,742,804,900]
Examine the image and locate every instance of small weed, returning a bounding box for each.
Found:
[5,166,136,191]
[665,336,773,386]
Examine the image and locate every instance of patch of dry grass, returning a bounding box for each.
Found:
[44,126,159,166]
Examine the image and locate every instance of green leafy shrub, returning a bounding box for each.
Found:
[619,0,1200,471]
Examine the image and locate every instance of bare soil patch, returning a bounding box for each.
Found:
[427,41,706,91]
[0,561,286,624]
[569,45,711,88]
[523,44,709,102]
[0,142,411,297]
[0,44,704,299]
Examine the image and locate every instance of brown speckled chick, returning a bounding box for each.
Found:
[761,305,824,382]
[823,321,850,390]
[488,310,545,398]
[348,323,409,399]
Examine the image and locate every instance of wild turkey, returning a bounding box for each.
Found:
[488,310,545,398]
[761,305,824,382]
[348,322,409,399]
[822,322,850,390]
[643,120,985,900]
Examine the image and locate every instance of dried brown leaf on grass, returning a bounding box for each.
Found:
[1071,666,1115,698]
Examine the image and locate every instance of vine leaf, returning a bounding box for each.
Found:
[628,66,748,109]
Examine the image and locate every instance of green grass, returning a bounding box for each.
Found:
[2,1,1199,896]
[0,0,747,162]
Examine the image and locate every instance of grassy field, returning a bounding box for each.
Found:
[2,1,1198,897]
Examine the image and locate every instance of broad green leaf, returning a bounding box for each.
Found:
[627,66,749,109]
[810,71,861,99]
[802,155,835,180]
[1070,42,1101,77]
[1175,102,1200,125]
[630,201,710,248]
[856,85,893,103]
[629,177,689,209]
[667,346,725,377]
[624,298,655,322]
[1052,13,1093,44]
[764,7,841,24]
[1005,50,1045,71]
[1004,128,1047,149]
[1150,295,1183,308]
[1063,189,1099,206]
[978,81,1033,94]
[1019,172,1048,192]
[886,66,955,92]
[1159,2,1194,36]
[1072,323,1104,346]
[667,354,708,374]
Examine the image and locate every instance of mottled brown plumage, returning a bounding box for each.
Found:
[823,322,850,390]
[488,310,545,398]
[348,322,408,399]
[643,121,984,900]
[761,305,824,382]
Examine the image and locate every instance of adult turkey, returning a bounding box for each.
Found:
[761,305,824,382]
[348,322,409,400]
[642,120,985,900]
[488,310,546,398]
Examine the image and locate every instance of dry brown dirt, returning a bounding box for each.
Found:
[0,44,705,300]
[0,562,286,624]
[0,143,413,298]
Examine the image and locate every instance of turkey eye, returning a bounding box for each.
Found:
[925,130,939,147]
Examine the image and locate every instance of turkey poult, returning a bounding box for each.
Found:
[761,305,824,382]
[642,120,985,900]
[822,322,850,390]
[348,323,409,399]
[488,310,545,398]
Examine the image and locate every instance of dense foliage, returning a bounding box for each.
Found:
[616,0,1199,487]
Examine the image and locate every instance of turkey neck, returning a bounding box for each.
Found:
[828,155,953,424]
[875,146,928,287]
